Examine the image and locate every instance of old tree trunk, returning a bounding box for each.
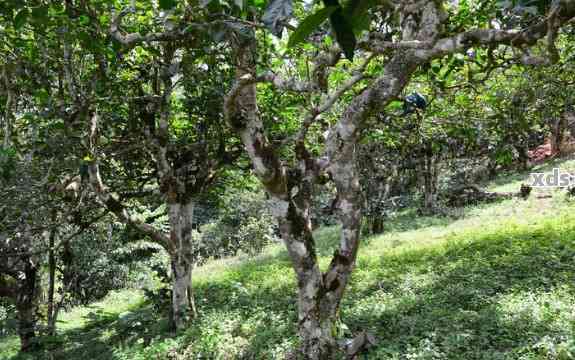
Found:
[226,32,417,357]
[167,201,196,330]
[89,147,199,332]
[87,105,198,332]
[0,233,40,353]
[0,253,40,352]
[16,258,38,352]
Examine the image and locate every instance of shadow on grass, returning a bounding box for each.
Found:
[345,218,575,358]
[164,213,575,358]
[9,206,575,359]
[380,208,462,234]
[7,303,172,360]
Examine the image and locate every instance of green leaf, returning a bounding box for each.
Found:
[329,8,356,60]
[78,14,90,25]
[159,0,178,10]
[31,6,49,23]
[343,0,376,32]
[287,6,337,48]
[13,9,29,30]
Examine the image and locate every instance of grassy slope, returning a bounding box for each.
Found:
[2,158,575,359]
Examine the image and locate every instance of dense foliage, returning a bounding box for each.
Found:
[1,0,575,358]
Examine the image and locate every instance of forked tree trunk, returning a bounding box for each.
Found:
[225,0,575,356]
[227,38,345,356]
[88,158,197,332]
[16,258,38,352]
[292,218,363,357]
[284,115,363,359]
[167,200,196,332]
[275,194,337,357]
[226,43,417,359]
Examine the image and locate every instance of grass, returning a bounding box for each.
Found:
[2,158,575,359]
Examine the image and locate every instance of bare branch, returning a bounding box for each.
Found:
[87,161,170,247]
[421,1,575,61]
[110,8,205,47]
[225,42,287,194]
[257,71,314,92]
[361,33,435,52]
[291,54,375,146]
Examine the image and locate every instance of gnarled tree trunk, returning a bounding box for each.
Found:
[227,36,345,357]
[87,109,198,332]
[167,200,196,331]
[222,0,575,356]
[226,35,419,358]
[276,193,338,358]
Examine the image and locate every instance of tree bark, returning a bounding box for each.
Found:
[167,200,196,332]
[15,257,39,353]
[226,39,420,358]
[278,191,339,358]
[87,105,199,332]
[226,35,341,357]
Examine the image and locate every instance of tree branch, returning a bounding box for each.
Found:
[86,112,170,248]
[257,71,314,92]
[361,36,435,53]
[291,54,375,147]
[110,8,205,47]
[87,161,170,248]
[421,1,575,61]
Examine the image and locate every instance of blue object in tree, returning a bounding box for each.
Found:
[402,92,427,115]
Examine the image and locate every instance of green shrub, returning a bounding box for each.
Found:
[197,191,277,261]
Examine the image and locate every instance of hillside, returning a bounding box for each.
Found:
[2,158,575,359]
